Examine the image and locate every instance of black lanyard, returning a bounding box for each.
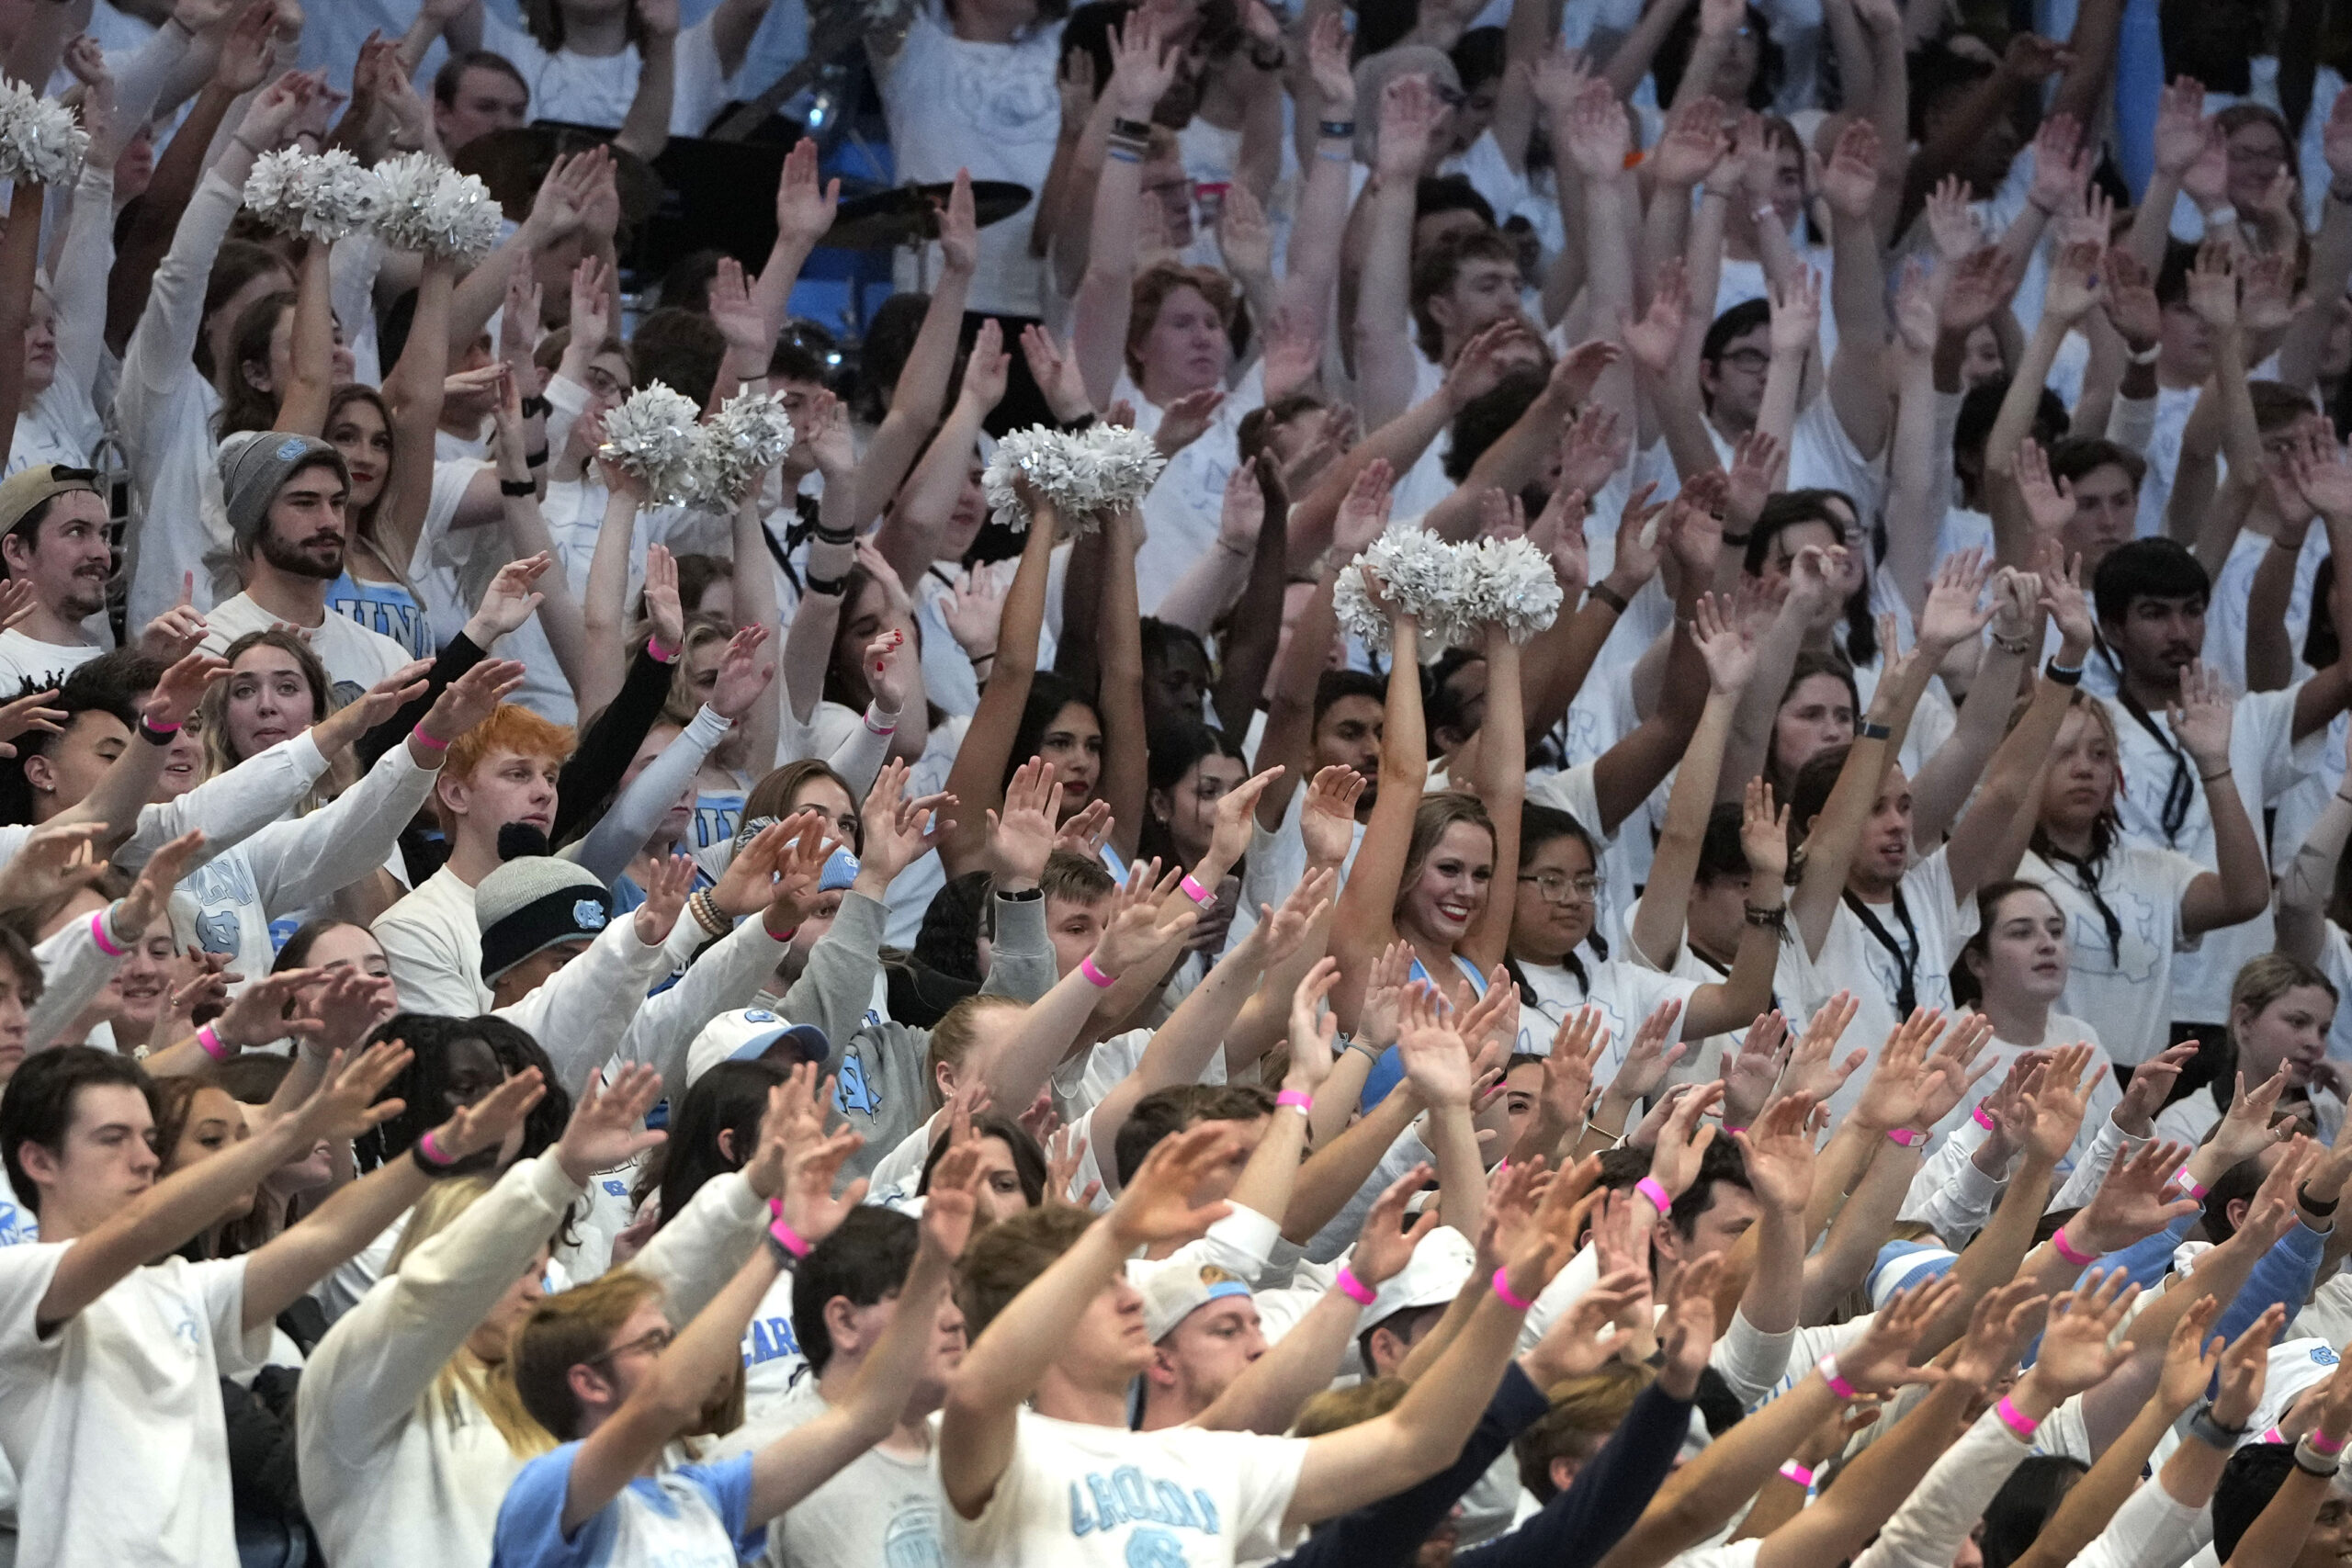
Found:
[1691,942,1781,1015]
[1844,886,1920,1018]
[2114,688,2194,844]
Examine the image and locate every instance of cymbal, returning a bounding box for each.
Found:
[822,180,1032,251]
[451,125,664,226]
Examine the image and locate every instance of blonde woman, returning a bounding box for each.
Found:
[297,1064,797,1568]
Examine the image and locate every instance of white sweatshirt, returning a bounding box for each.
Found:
[1851,1403,2033,1568]
[297,1155,767,1568]
[28,907,124,1050]
[177,740,440,987]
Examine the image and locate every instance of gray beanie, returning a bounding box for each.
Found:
[219,430,347,549]
[475,855,615,982]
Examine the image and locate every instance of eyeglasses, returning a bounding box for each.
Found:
[584,1325,673,1367]
[1518,873,1600,904]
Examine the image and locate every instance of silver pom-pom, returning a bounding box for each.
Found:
[598,382,706,505]
[981,423,1166,535]
[370,151,504,260]
[1456,536,1563,644]
[243,147,383,243]
[694,390,795,510]
[0,81,85,186]
[1333,525,1468,660]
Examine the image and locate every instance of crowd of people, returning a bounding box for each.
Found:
[6,0,2352,1565]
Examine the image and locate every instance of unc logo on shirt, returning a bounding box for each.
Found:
[2317,1347,2341,1367]
[601,1179,628,1198]
[196,908,243,956]
[1067,1466,1222,1540]
[573,899,608,931]
[835,1052,880,1118]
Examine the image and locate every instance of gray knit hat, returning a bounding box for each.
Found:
[476,855,615,982]
[219,430,348,549]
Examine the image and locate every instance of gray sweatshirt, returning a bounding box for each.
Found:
[776,888,1057,1177]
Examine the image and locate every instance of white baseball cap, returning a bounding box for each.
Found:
[684,1008,831,1086]
[1364,1226,1476,1330]
[1137,1258,1255,1343]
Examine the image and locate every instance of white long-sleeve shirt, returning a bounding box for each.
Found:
[1852,1404,2032,1568]
[178,741,439,987]
[27,908,122,1050]
[0,728,336,878]
[298,1156,767,1568]
[116,169,241,628]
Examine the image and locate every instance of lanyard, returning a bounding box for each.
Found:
[2114,689,2194,844]
[1844,886,1919,1018]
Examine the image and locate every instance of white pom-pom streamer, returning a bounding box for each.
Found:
[0,81,85,186]
[370,152,504,260]
[243,147,383,243]
[693,391,795,510]
[1333,526,1469,660]
[598,383,705,505]
[981,423,1166,535]
[1457,536,1563,644]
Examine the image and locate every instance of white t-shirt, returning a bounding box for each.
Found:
[1115,361,1268,614]
[2132,384,2207,541]
[741,1266,808,1420]
[1939,1010,2120,1168]
[202,591,414,707]
[492,1440,760,1566]
[870,0,1064,319]
[719,1382,946,1568]
[2018,842,2207,1067]
[946,1408,1306,1568]
[0,1247,272,1566]
[1513,954,1704,1082]
[479,13,741,138]
[2202,525,2329,692]
[373,863,492,1018]
[0,626,103,694]
[1780,845,1980,1122]
[2101,682,2321,1021]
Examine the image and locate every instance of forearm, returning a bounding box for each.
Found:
[242,1156,435,1327]
[612,35,676,163]
[1632,689,1737,964]
[1352,174,1424,427]
[1283,1089,1421,1243]
[275,241,335,436]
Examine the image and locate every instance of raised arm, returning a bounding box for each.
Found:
[1351,73,1440,429]
[941,499,1060,877]
[1329,598,1424,1022]
[1069,15,1177,410]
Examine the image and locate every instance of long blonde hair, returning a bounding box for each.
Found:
[387,1178,559,1458]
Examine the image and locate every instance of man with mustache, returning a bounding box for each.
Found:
[0,465,208,693]
[2092,537,2352,1050]
[199,432,414,707]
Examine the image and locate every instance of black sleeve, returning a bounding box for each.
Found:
[220,1369,309,1522]
[1453,1380,1697,1568]
[1270,1362,1553,1568]
[356,632,489,771]
[552,648,674,845]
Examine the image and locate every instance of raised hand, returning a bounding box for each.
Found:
[985,757,1060,887]
[2066,1138,2199,1255]
[2024,1269,2140,1398]
[1349,1164,1442,1287]
[1107,1122,1241,1249]
[1837,1275,1962,1394]
[553,1065,665,1185]
[774,135,842,253]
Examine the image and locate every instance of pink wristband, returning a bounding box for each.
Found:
[863,708,897,738]
[1886,1126,1927,1148]
[195,1024,229,1064]
[1491,1267,1533,1312]
[409,724,450,752]
[765,1198,813,1259]
[2050,1224,2097,1266]
[415,1130,453,1167]
[1818,1353,1860,1401]
[2312,1427,2348,1457]
[647,634,679,663]
[1335,1266,1377,1305]
[1181,874,1216,908]
[1779,1461,1816,1488]
[2262,1427,2286,1446]
[1080,955,1117,988]
[88,908,125,958]
[762,915,797,943]
[1973,1106,1996,1130]
[140,714,179,735]
[1276,1089,1313,1111]
[1994,1395,2041,1440]
[1635,1177,1673,1213]
[2176,1167,2210,1200]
